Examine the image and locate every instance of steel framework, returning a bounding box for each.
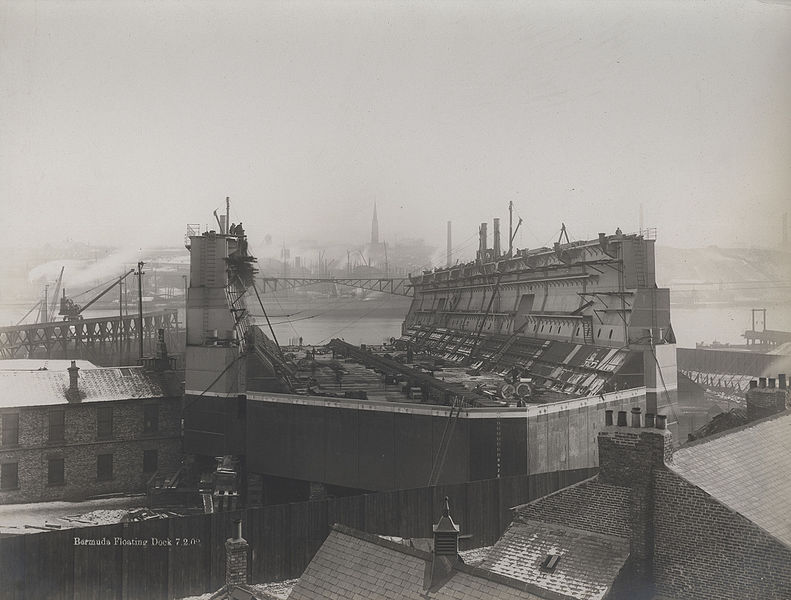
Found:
[258,277,413,297]
[0,309,179,365]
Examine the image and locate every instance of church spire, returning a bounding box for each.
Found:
[371,202,379,244]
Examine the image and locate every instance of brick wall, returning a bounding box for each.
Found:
[0,397,181,504]
[653,469,791,600]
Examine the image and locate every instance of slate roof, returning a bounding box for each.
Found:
[514,478,632,539]
[0,366,172,408]
[670,409,791,548]
[289,525,564,600]
[480,520,630,600]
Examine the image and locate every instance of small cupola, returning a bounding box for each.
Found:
[426,497,462,592]
[433,496,460,556]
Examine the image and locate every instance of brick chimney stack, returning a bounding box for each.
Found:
[598,406,672,594]
[598,406,673,487]
[66,361,81,403]
[225,519,249,587]
[746,374,789,421]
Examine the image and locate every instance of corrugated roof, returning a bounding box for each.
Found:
[288,525,555,600]
[0,366,169,408]
[480,520,630,600]
[670,410,791,548]
[514,478,632,540]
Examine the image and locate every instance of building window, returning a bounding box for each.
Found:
[97,454,113,482]
[1,462,19,490]
[97,406,113,440]
[143,449,158,473]
[1,413,19,447]
[49,410,65,443]
[48,457,65,486]
[143,405,159,433]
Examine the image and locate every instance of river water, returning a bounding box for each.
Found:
[2,297,790,350]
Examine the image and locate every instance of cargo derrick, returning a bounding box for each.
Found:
[401,225,677,416]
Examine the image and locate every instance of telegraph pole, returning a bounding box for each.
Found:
[136,261,145,363]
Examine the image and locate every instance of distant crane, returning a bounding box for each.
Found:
[59,269,136,321]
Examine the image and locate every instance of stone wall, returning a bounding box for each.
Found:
[0,397,181,504]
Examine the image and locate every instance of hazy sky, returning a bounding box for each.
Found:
[1,0,789,262]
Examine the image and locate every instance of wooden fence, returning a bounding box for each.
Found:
[0,467,596,600]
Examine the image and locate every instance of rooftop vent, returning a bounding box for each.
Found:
[541,553,561,572]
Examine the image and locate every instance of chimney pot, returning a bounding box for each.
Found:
[617,410,627,426]
[656,414,667,430]
[67,361,80,399]
[769,377,776,388]
[749,379,758,389]
[605,409,613,426]
[645,413,655,428]
[630,406,642,428]
[759,377,767,388]
[779,374,787,390]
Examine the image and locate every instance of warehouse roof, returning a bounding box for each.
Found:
[0,365,175,408]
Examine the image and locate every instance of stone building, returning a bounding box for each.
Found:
[0,359,182,504]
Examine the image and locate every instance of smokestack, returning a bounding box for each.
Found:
[493,218,501,257]
[446,221,452,267]
[478,222,488,260]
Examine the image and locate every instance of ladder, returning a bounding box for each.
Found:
[634,241,646,288]
[427,396,463,486]
[582,317,594,345]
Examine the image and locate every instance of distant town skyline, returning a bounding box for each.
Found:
[1,1,790,255]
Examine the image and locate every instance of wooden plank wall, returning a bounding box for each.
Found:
[0,467,595,600]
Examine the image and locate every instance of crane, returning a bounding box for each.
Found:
[59,269,136,321]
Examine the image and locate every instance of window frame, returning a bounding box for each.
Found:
[97,453,113,482]
[143,404,159,434]
[48,409,65,443]
[0,462,19,490]
[1,413,20,447]
[47,457,65,486]
[96,406,113,440]
[143,449,158,474]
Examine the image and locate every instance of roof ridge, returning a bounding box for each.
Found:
[510,474,604,512]
[677,407,791,451]
[329,523,578,600]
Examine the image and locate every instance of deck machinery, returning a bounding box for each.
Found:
[182,211,679,501]
[400,224,677,416]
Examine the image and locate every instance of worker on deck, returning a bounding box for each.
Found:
[229,223,237,235]
[236,222,244,237]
